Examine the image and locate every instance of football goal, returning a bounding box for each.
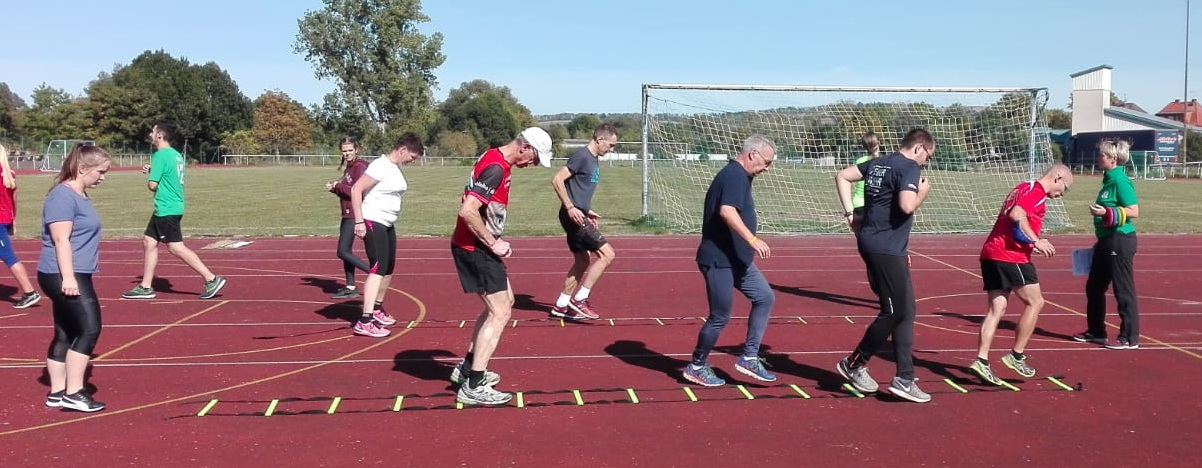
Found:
[41,139,96,172]
[639,84,1070,234]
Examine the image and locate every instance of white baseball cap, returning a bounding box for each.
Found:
[520,127,553,167]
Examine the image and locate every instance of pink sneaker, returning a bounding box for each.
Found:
[352,320,391,338]
[372,309,397,326]
[550,304,589,320]
[568,298,600,319]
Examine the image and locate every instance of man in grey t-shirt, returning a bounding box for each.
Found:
[550,124,619,320]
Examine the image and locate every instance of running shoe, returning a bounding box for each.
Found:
[1071,331,1106,345]
[121,285,156,299]
[567,298,600,319]
[60,391,106,412]
[1104,339,1139,350]
[45,390,64,408]
[456,383,512,406]
[969,360,1003,385]
[13,291,41,309]
[888,377,931,403]
[371,309,397,326]
[549,304,589,320]
[734,356,777,382]
[352,320,391,338]
[331,287,360,299]
[1001,353,1036,378]
[683,364,726,387]
[836,357,879,393]
[200,276,227,299]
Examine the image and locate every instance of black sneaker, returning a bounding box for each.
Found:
[45,390,64,408]
[1071,332,1106,345]
[60,391,105,412]
[331,287,360,299]
[13,291,41,309]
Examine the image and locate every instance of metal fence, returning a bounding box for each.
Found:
[217,154,644,168]
[1069,161,1202,179]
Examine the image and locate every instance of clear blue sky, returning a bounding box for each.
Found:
[1,0,1196,115]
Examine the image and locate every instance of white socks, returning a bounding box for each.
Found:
[556,293,572,308]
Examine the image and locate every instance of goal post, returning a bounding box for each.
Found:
[41,139,96,172]
[639,83,1071,234]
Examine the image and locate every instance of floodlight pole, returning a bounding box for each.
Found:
[1185,0,1191,161]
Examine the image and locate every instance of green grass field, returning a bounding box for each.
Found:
[10,165,1201,239]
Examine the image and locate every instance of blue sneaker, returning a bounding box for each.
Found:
[683,364,725,387]
[734,356,777,382]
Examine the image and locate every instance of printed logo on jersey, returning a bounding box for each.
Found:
[866,165,889,194]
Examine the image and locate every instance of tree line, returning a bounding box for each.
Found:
[0,0,639,164]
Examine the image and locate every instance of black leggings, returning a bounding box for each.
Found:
[363,220,397,276]
[38,272,103,361]
[337,218,370,284]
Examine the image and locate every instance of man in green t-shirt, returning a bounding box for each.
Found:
[122,120,227,300]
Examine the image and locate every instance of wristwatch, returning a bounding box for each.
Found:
[843,211,854,218]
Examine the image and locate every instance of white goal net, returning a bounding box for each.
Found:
[639,84,1070,234]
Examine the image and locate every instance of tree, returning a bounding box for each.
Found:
[0,82,27,138]
[1186,130,1202,163]
[429,130,477,159]
[295,0,446,135]
[220,129,261,155]
[100,51,252,160]
[311,91,381,150]
[252,91,314,154]
[85,73,160,149]
[567,114,601,138]
[18,85,90,142]
[1046,109,1072,129]
[194,62,255,159]
[435,79,536,152]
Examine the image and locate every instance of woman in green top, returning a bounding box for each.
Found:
[1073,140,1141,350]
[849,132,881,294]
[850,131,881,232]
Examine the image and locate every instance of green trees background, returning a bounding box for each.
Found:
[0,0,566,162]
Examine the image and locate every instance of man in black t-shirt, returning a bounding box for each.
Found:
[682,135,778,387]
[833,128,934,403]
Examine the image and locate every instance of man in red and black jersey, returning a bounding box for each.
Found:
[449,127,553,406]
[969,165,1072,386]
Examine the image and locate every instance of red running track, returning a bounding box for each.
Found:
[1,234,1200,467]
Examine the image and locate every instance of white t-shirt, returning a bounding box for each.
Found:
[361,155,407,227]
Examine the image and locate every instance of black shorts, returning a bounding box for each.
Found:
[452,245,508,294]
[144,215,184,243]
[558,208,608,253]
[363,221,397,276]
[980,259,1039,291]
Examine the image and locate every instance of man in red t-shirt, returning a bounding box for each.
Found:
[449,127,552,406]
[970,164,1072,385]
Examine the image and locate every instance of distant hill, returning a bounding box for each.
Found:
[536,112,644,125]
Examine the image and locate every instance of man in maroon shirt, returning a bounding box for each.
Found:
[448,127,552,406]
[970,164,1072,385]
